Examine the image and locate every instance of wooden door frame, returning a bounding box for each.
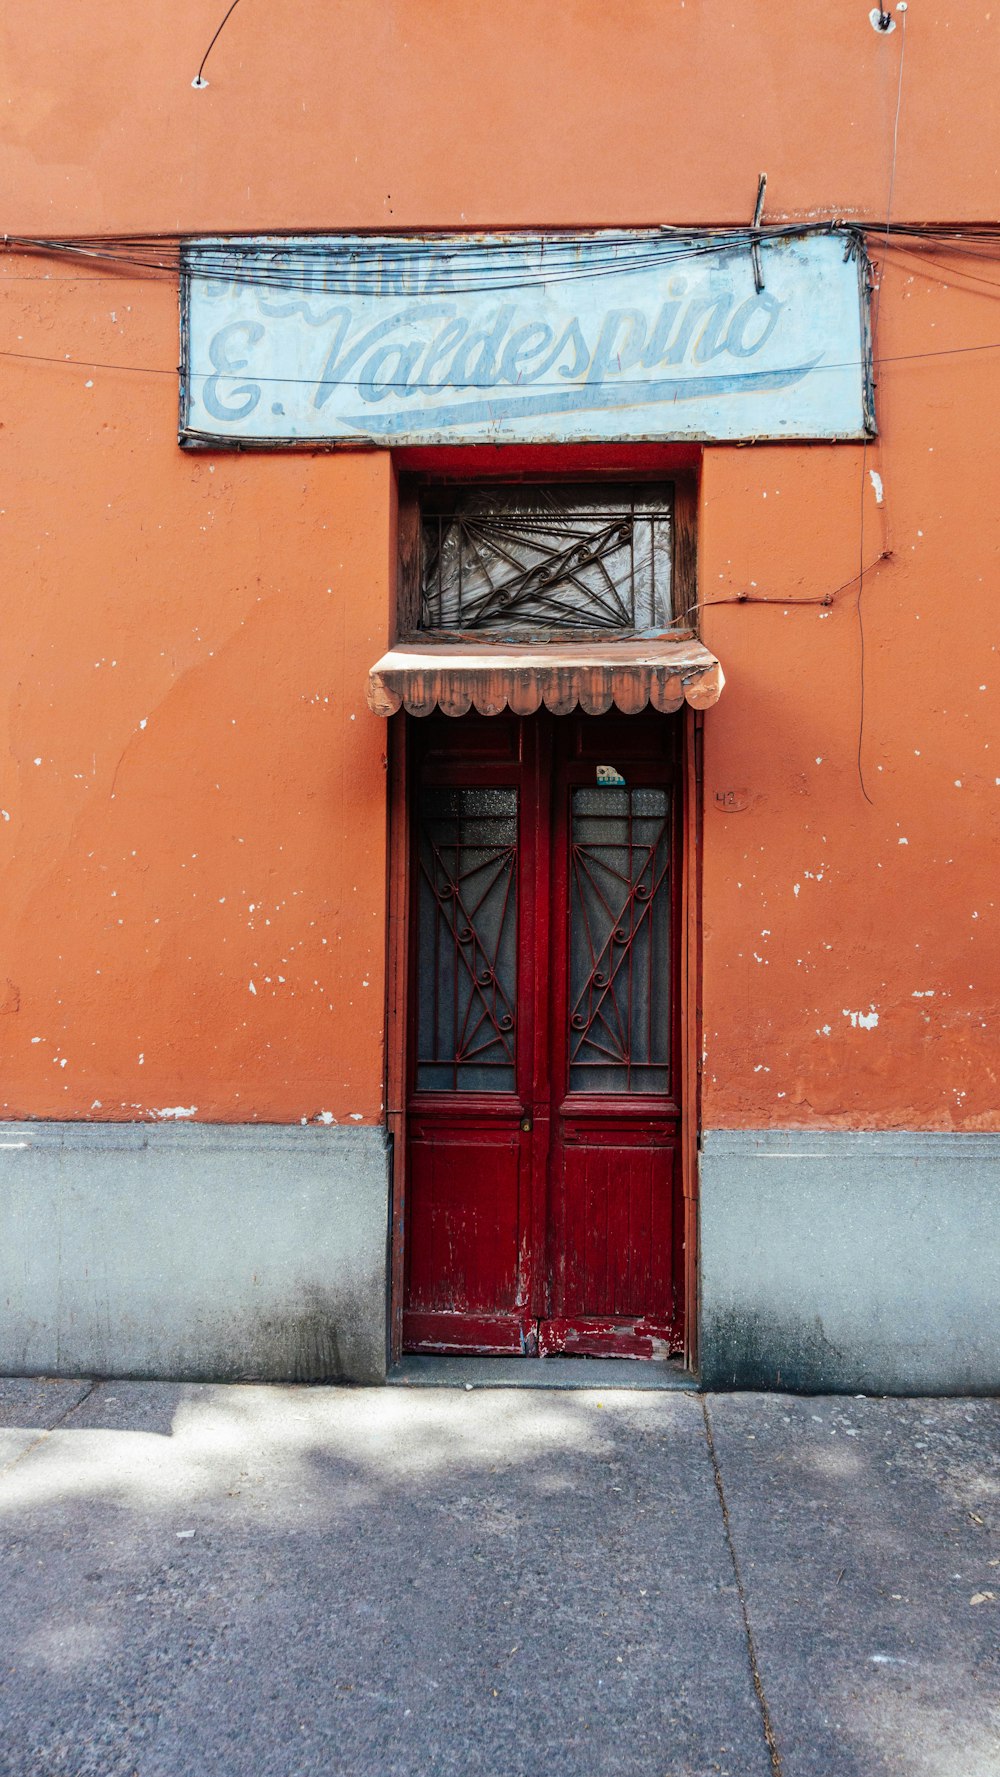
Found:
[386,709,409,1367]
[680,704,704,1372]
[385,463,703,1370]
[385,702,703,1371]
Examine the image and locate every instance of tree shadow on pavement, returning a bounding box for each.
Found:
[0,1383,770,1777]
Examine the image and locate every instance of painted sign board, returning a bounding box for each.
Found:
[179,230,874,448]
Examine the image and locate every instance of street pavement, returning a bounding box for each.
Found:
[0,1379,997,1777]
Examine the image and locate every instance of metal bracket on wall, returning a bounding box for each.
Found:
[750,172,767,293]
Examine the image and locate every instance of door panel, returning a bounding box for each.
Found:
[403,714,536,1354]
[544,1126,680,1355]
[404,709,683,1359]
[541,714,682,1355]
[405,1112,529,1352]
[407,1118,523,1313]
[558,1126,677,1316]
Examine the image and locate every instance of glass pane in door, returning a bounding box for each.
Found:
[568,785,670,1094]
[416,786,518,1092]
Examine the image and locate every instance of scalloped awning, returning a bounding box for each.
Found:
[367,639,724,719]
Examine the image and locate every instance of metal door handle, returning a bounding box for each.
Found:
[520,1117,533,1133]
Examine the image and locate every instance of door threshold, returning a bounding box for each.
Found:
[387,1354,698,1390]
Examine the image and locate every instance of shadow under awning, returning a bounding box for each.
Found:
[367,638,724,719]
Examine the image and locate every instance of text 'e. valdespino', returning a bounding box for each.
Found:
[180,231,873,446]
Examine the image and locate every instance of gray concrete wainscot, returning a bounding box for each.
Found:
[0,1121,390,1384]
[699,1128,1000,1394]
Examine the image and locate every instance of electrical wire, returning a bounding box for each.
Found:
[193,0,246,87]
[8,227,853,298]
[3,337,1000,388]
[4,137,999,662]
[670,553,893,629]
[7,223,1000,307]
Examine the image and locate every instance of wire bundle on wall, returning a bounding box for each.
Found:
[6,221,1000,298]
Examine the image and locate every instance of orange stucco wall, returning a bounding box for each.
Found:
[2,1,996,231]
[700,245,1000,1129]
[1,266,394,1121]
[2,4,998,1129]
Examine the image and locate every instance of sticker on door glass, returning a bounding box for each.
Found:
[596,765,626,786]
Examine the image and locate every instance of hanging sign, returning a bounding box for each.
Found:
[179,230,874,448]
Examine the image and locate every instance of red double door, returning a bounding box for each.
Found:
[403,707,684,1360]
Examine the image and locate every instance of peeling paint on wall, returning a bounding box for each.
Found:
[843,1009,880,1032]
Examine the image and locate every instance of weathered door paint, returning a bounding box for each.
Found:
[403,709,683,1359]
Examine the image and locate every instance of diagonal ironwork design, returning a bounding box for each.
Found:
[416,787,518,1091]
[569,786,671,1093]
[420,483,672,633]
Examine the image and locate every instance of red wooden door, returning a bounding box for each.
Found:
[403,708,683,1359]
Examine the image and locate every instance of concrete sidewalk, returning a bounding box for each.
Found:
[0,1381,996,1777]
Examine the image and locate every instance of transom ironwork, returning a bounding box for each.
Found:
[416,787,518,1092]
[420,483,673,634]
[568,785,671,1094]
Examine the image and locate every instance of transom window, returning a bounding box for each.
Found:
[418,482,673,636]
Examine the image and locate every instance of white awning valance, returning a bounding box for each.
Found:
[367,639,724,719]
